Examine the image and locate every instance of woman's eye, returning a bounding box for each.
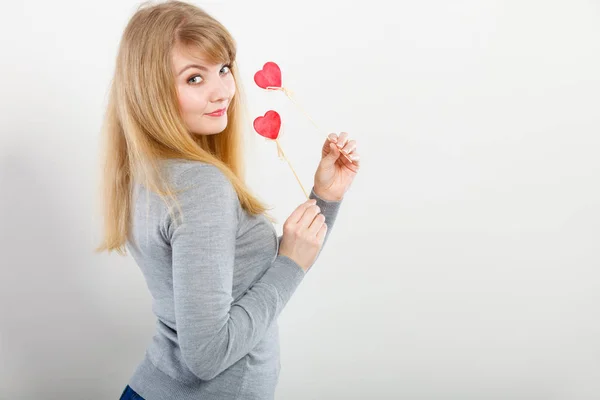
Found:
[188,75,203,84]
[221,65,231,74]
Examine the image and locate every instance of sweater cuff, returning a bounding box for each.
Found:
[261,255,306,306]
[309,187,342,219]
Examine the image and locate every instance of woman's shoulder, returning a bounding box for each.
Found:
[157,159,241,237]
[161,159,232,191]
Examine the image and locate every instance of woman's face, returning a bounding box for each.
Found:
[171,45,236,136]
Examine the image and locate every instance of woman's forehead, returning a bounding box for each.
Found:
[172,44,225,69]
[174,44,207,63]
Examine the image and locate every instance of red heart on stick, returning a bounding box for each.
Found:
[253,110,281,140]
[254,62,282,89]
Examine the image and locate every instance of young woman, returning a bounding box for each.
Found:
[96,1,360,399]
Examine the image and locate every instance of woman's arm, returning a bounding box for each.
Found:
[167,164,306,381]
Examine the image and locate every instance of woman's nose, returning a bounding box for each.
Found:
[209,79,229,103]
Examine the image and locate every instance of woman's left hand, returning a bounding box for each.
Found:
[313,132,361,201]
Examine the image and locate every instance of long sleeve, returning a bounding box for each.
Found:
[166,164,307,381]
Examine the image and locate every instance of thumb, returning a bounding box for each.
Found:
[323,142,340,165]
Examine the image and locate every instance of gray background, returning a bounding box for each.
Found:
[1,0,599,399]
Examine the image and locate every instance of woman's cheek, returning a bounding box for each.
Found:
[178,90,192,112]
[225,76,236,98]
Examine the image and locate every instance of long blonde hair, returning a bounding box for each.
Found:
[95,0,274,255]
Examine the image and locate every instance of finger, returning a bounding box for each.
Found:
[323,134,339,157]
[299,205,322,230]
[341,151,360,170]
[308,213,326,236]
[336,132,349,149]
[322,139,335,156]
[289,199,317,224]
[320,142,341,168]
[316,223,327,242]
[328,142,341,160]
[341,139,357,155]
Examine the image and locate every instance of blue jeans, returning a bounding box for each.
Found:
[119,385,145,400]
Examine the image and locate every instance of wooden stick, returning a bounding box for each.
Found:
[265,86,355,164]
[274,138,309,199]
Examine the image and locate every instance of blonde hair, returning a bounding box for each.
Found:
[95,0,274,255]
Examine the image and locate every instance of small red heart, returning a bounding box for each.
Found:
[254,62,282,89]
[253,110,281,140]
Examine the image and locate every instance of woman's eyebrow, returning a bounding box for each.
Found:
[178,64,208,76]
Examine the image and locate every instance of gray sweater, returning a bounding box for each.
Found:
[125,159,342,399]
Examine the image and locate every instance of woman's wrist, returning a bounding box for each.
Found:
[312,186,343,202]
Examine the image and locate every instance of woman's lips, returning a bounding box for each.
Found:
[206,108,226,117]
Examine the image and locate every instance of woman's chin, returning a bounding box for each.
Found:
[192,123,228,136]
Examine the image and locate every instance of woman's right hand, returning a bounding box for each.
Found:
[278,198,327,272]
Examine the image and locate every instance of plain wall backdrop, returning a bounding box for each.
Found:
[1,0,599,399]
